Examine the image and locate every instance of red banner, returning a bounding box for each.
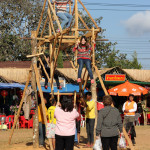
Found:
[105,74,126,81]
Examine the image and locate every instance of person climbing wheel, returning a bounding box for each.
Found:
[73,36,95,84]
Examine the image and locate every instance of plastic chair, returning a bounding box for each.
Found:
[5,116,12,129]
[147,114,150,125]
[19,116,29,128]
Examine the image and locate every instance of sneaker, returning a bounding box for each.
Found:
[56,29,60,33]
[91,79,94,84]
[77,78,81,83]
[44,85,48,89]
[58,86,62,89]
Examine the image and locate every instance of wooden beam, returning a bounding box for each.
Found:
[47,5,56,36]
[57,90,60,102]
[71,28,101,32]
[78,0,99,29]
[94,65,108,95]
[39,57,51,84]
[69,0,72,14]
[37,0,47,35]
[96,39,109,41]
[40,16,49,38]
[50,92,81,95]
[83,74,89,91]
[27,53,44,58]
[44,35,76,39]
[92,27,95,66]
[47,0,62,32]
[31,31,39,148]
[74,91,77,106]
[33,64,54,150]
[78,14,89,30]
[8,71,32,144]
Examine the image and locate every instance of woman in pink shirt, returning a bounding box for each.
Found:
[54,96,79,150]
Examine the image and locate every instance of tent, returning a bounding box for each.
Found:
[0,83,25,89]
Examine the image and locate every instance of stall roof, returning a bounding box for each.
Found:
[0,83,25,89]
[39,84,88,93]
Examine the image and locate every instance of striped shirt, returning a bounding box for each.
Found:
[55,0,69,13]
[73,44,96,60]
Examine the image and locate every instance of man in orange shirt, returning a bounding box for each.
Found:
[122,94,137,144]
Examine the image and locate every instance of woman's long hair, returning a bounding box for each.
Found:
[60,96,73,112]
[79,36,89,50]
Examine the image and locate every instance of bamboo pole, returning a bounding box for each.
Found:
[30,31,39,148]
[8,71,32,144]
[47,5,56,36]
[51,34,63,88]
[78,0,99,29]
[74,91,77,106]
[47,0,62,32]
[92,27,95,66]
[33,64,54,150]
[37,0,47,35]
[40,16,49,38]
[69,0,72,14]
[78,14,89,30]
[57,90,60,102]
[39,57,51,84]
[94,65,108,95]
[83,74,89,91]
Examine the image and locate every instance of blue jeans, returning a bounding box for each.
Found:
[57,12,73,29]
[77,59,93,79]
[39,122,46,145]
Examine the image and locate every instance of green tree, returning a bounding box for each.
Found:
[57,51,63,68]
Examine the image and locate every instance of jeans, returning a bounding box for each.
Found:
[101,136,118,150]
[39,122,46,145]
[55,134,75,150]
[57,12,73,29]
[77,59,93,79]
[86,118,95,144]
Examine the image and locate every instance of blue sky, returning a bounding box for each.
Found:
[79,0,150,69]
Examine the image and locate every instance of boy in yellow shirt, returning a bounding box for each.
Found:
[48,98,57,149]
[38,96,48,147]
[82,92,95,148]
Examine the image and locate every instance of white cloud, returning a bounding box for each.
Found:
[122,11,150,37]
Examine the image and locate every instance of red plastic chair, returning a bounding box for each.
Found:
[28,119,33,128]
[5,116,12,129]
[147,114,150,125]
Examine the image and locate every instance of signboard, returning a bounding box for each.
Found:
[105,74,126,81]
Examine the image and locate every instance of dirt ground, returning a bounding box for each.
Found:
[0,126,150,150]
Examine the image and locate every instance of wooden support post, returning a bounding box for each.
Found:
[92,27,95,66]
[39,57,51,84]
[31,31,39,148]
[47,0,62,32]
[37,0,47,35]
[8,71,32,144]
[69,0,72,14]
[94,65,108,95]
[75,0,79,67]
[57,90,60,102]
[33,64,54,150]
[83,74,89,91]
[74,91,77,106]
[40,16,49,37]
[51,35,63,89]
[48,5,56,36]
[78,0,99,29]
[78,14,89,30]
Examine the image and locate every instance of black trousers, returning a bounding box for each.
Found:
[44,68,60,88]
[101,136,118,150]
[55,134,75,150]
[86,118,95,144]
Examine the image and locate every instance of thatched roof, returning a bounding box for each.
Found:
[0,68,30,83]
[0,66,150,84]
[123,69,150,82]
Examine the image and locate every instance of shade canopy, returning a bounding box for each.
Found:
[108,80,148,96]
[0,83,25,89]
[39,84,88,93]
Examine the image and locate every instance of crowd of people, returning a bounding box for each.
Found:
[38,92,138,150]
